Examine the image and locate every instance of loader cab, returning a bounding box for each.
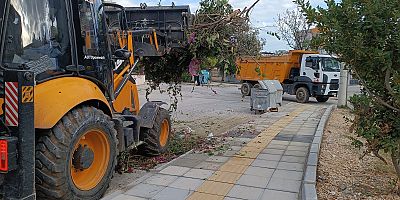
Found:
[0,0,126,101]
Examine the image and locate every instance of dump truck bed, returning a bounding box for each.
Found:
[236,50,318,83]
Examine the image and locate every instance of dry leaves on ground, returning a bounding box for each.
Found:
[317,108,400,200]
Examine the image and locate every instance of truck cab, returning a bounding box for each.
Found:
[295,54,340,102]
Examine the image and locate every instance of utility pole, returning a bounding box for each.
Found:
[338,63,348,107]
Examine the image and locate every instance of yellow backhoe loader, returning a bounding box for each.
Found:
[0,0,188,199]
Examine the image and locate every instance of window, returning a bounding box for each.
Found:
[1,0,72,71]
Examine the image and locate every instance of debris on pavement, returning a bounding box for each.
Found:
[116,129,232,173]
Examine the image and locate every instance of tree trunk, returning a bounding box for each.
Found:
[391,150,400,194]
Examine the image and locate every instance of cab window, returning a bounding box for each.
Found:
[1,0,72,72]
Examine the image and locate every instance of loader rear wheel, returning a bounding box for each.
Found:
[139,108,171,156]
[35,106,117,200]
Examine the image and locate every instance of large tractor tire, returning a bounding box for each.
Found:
[316,96,329,102]
[241,82,252,96]
[139,108,171,156]
[296,87,310,103]
[35,106,117,200]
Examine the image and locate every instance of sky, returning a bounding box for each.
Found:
[113,0,326,52]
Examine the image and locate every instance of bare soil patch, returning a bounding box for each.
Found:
[317,108,399,200]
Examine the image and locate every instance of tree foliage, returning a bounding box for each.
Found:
[275,8,311,50]
[143,0,264,109]
[295,0,400,187]
[189,0,264,73]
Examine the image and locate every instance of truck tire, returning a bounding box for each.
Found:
[36,106,117,200]
[295,87,310,103]
[139,108,171,156]
[241,83,252,96]
[316,96,329,102]
[253,83,261,89]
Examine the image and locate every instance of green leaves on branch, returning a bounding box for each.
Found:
[294,0,400,179]
[190,0,264,71]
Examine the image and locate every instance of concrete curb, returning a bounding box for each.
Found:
[301,105,334,200]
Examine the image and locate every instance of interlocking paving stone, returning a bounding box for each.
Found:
[219,163,248,174]
[195,162,223,171]
[184,153,210,161]
[206,156,230,163]
[260,189,298,200]
[112,194,146,200]
[225,157,253,166]
[256,153,282,161]
[286,145,309,152]
[273,135,293,141]
[144,174,178,186]
[152,187,192,200]
[262,148,285,155]
[292,135,314,143]
[208,171,242,184]
[223,150,240,157]
[284,150,308,157]
[103,190,122,200]
[269,140,290,145]
[196,181,234,196]
[267,178,301,193]
[226,185,264,200]
[272,169,303,180]
[187,192,224,200]
[251,159,279,169]
[265,144,287,150]
[290,141,310,147]
[172,158,204,168]
[170,177,204,191]
[125,183,165,198]
[280,155,306,164]
[236,174,270,188]
[159,166,191,176]
[244,166,275,177]
[277,162,305,171]
[183,168,214,180]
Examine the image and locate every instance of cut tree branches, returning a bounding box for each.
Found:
[143,0,264,109]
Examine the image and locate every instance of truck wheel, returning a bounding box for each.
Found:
[296,87,310,103]
[253,83,261,89]
[241,83,252,96]
[139,108,171,156]
[316,96,329,102]
[36,106,117,200]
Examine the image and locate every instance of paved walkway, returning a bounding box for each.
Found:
[103,103,328,200]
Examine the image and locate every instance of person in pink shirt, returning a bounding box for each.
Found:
[189,58,201,86]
